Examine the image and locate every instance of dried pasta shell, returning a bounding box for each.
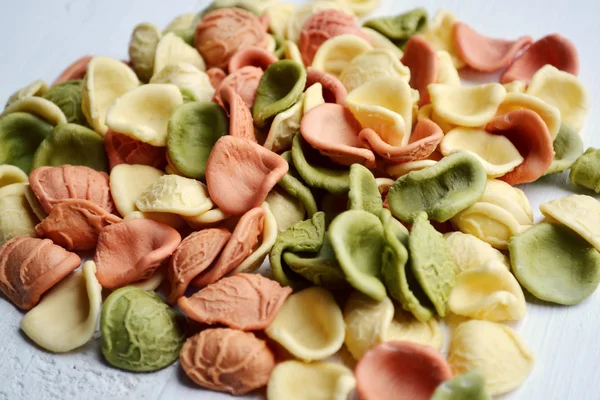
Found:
[339,49,410,93]
[0,113,53,174]
[448,320,534,395]
[32,123,108,172]
[303,82,325,114]
[179,273,292,330]
[0,183,38,246]
[5,79,48,107]
[431,370,490,400]
[105,84,183,147]
[423,10,464,68]
[348,163,382,215]
[346,77,414,147]
[544,124,584,175]
[402,35,438,105]
[436,50,460,85]
[82,56,139,135]
[264,97,302,153]
[444,231,509,273]
[265,286,345,361]
[150,63,215,102]
[41,80,88,126]
[266,186,306,232]
[154,32,206,77]
[311,34,372,78]
[569,147,600,192]
[526,64,589,133]
[540,194,600,252]
[449,260,526,321]
[20,261,102,353]
[104,129,166,170]
[180,328,275,395]
[267,361,355,400]
[363,7,428,48]
[386,159,437,178]
[109,164,163,217]
[440,127,524,178]
[0,236,81,310]
[29,165,114,213]
[388,153,487,223]
[52,56,92,86]
[2,96,67,127]
[265,3,295,39]
[417,103,455,133]
[496,92,561,140]
[0,165,27,189]
[135,174,213,216]
[229,46,278,72]
[360,27,404,58]
[128,22,162,82]
[285,1,352,43]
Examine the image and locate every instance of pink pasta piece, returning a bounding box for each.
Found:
[52,56,92,86]
[401,35,438,106]
[104,129,166,170]
[229,46,278,73]
[306,68,348,105]
[219,85,256,141]
[212,66,263,109]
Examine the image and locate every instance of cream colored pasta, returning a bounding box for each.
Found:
[0,183,37,246]
[526,65,589,133]
[163,12,196,32]
[129,267,167,291]
[82,56,139,135]
[153,32,206,76]
[444,231,509,273]
[496,92,561,140]
[135,174,213,216]
[436,50,461,85]
[449,320,534,395]
[266,3,295,39]
[303,83,325,114]
[265,286,345,361]
[440,127,524,178]
[344,292,442,360]
[339,49,410,92]
[150,63,215,102]
[0,165,28,189]
[285,1,352,43]
[283,40,304,65]
[20,261,102,353]
[449,260,526,321]
[503,80,527,93]
[423,10,465,68]
[451,179,533,249]
[109,164,164,216]
[346,77,415,146]
[105,83,183,146]
[387,160,438,178]
[5,79,48,107]
[265,34,277,53]
[183,206,230,229]
[2,96,67,126]
[311,34,372,78]
[23,183,47,221]
[417,104,455,133]
[429,83,507,127]
[264,95,303,153]
[360,27,404,59]
[267,361,356,400]
[330,0,380,17]
[540,194,600,252]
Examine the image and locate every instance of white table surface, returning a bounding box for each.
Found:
[1,0,599,399]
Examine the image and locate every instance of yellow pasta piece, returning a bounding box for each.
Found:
[503,80,527,93]
[444,231,509,273]
[265,286,345,361]
[429,83,507,127]
[109,164,164,216]
[20,261,102,353]
[265,34,277,53]
[285,1,352,42]
[135,174,213,216]
[183,207,230,229]
[267,361,356,400]
[526,65,589,133]
[423,10,465,69]
[150,63,215,102]
[5,79,48,107]
[330,0,380,17]
[153,32,206,76]
[449,320,534,395]
[311,34,372,78]
[2,96,67,126]
[105,83,183,146]
[449,259,526,321]
[264,94,303,153]
[346,77,414,146]
[496,92,561,140]
[386,160,437,178]
[23,183,47,221]
[266,3,295,39]
[303,83,325,114]
[129,267,167,291]
[451,179,533,249]
[0,183,37,246]
[283,40,305,66]
[540,194,600,252]
[440,127,524,178]
[0,165,28,189]
[417,104,455,133]
[360,27,404,59]
[339,49,410,92]
[436,50,461,85]
[343,292,442,360]
[82,56,139,136]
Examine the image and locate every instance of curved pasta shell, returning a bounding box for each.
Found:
[417,103,456,133]
[104,129,166,170]
[496,92,561,140]
[449,260,526,321]
[436,50,460,85]
[347,77,414,146]
[429,83,506,127]
[153,32,205,76]
[360,27,404,58]
[2,96,67,126]
[5,79,48,107]
[444,231,509,273]
[20,261,102,352]
[311,34,372,78]
[449,320,534,395]
[285,1,352,43]
[109,164,164,217]
[422,10,465,68]
[0,183,38,245]
[82,56,139,135]
[265,3,295,39]
[0,165,28,189]
[183,206,230,229]
[303,82,325,113]
[526,64,589,133]
[150,63,214,102]
[265,187,306,232]
[267,361,355,400]
[128,22,162,82]
[339,49,410,92]
[386,159,437,178]
[135,174,213,216]
[265,286,345,361]
[440,127,524,178]
[105,84,183,147]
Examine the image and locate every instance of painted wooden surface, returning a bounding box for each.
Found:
[0,0,599,399]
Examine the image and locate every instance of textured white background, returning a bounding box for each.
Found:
[0,0,599,399]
